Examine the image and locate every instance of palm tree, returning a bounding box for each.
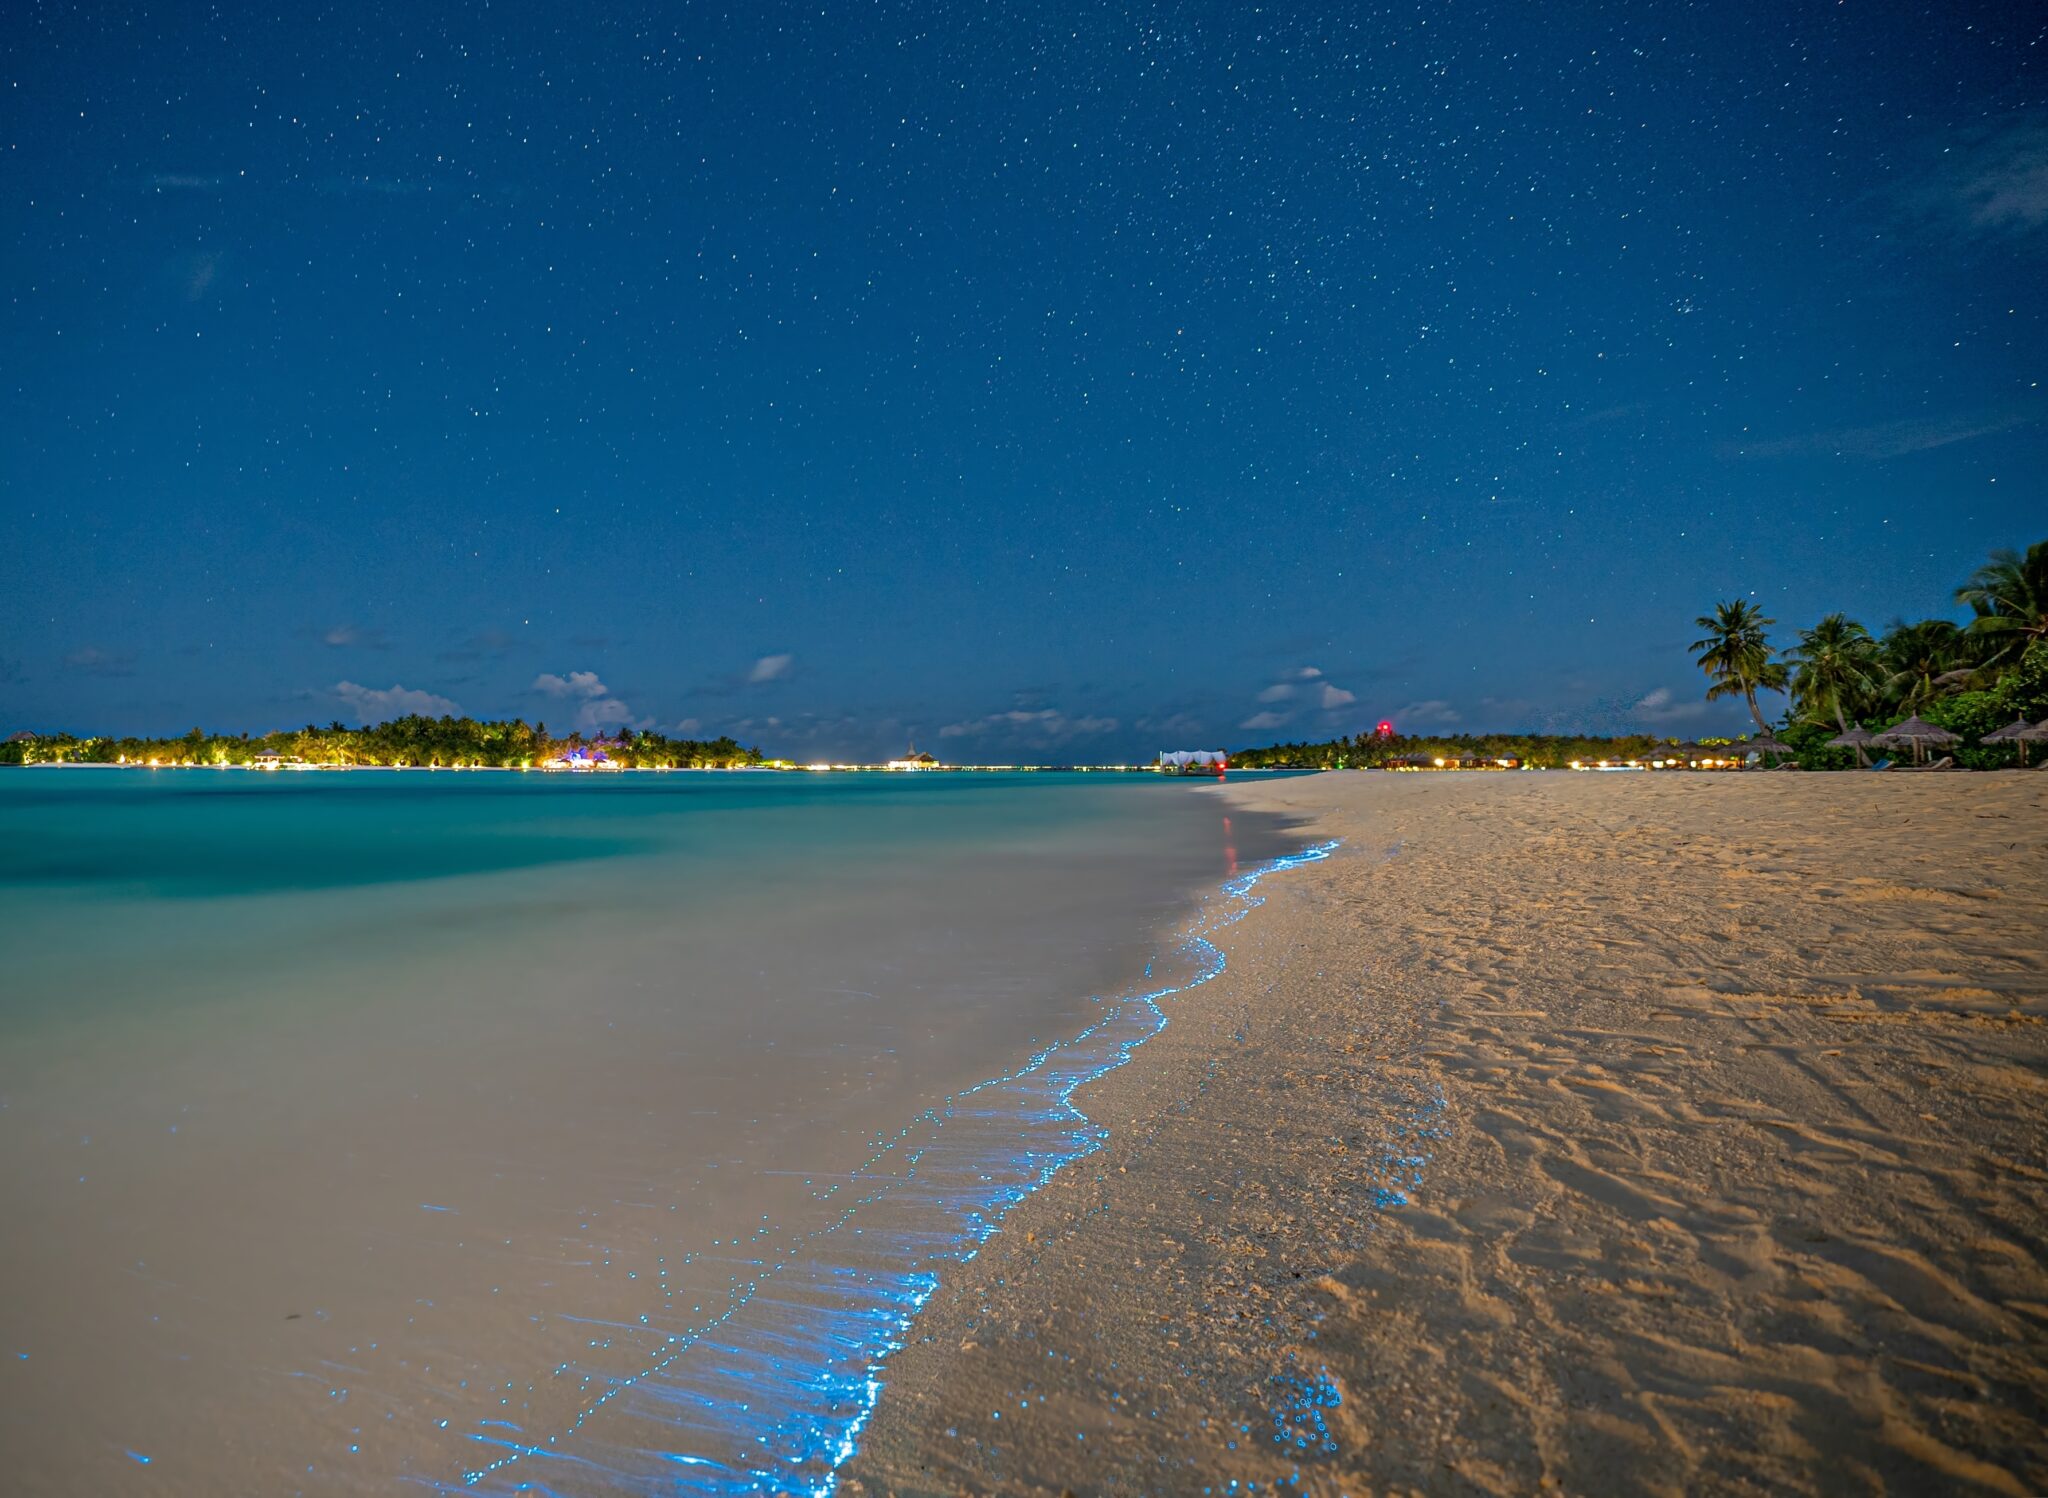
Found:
[1878,618,1968,714]
[1787,613,1879,760]
[1956,539,2048,667]
[1691,600,1788,735]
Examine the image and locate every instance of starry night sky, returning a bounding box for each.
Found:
[4,2,2043,758]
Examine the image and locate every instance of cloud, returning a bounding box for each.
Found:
[572,697,643,732]
[532,671,647,733]
[1392,699,1461,727]
[674,717,704,735]
[1256,683,1296,703]
[748,653,794,683]
[178,250,220,301]
[1900,118,2048,240]
[320,624,389,650]
[440,628,518,662]
[1318,683,1357,710]
[533,670,609,699]
[64,646,137,678]
[1133,710,1208,739]
[1293,666,1324,680]
[1631,686,1709,725]
[147,172,226,191]
[333,681,462,720]
[937,708,1118,742]
[1239,710,1289,731]
[1724,407,2037,460]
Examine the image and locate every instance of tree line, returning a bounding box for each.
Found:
[1691,538,2047,768]
[0,715,763,769]
[1234,538,2047,771]
[1227,729,1669,770]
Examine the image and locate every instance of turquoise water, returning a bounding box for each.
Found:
[0,769,1307,1495]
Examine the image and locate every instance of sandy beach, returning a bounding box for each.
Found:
[843,770,2048,1496]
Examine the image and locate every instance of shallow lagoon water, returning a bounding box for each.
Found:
[0,769,1306,1494]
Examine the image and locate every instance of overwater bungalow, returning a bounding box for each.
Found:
[540,746,621,772]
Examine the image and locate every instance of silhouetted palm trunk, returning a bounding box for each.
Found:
[1741,681,1769,736]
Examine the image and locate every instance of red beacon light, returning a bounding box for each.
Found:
[1375,720,1394,738]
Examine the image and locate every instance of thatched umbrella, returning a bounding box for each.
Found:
[1983,717,2044,767]
[1826,724,1878,766]
[1738,733,1794,764]
[1875,715,1961,766]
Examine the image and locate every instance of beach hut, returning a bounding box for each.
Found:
[1875,715,1960,767]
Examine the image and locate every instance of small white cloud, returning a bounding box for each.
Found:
[333,681,462,720]
[1240,710,1289,731]
[533,670,608,699]
[573,697,646,733]
[1319,683,1357,710]
[749,653,794,683]
[674,717,703,735]
[1256,683,1296,703]
[1294,666,1324,680]
[531,671,649,732]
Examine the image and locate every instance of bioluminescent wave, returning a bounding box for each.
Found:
[429,840,1338,1496]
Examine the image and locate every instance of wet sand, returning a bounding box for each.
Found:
[844,770,2048,1496]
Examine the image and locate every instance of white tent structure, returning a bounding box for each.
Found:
[1158,749,1228,773]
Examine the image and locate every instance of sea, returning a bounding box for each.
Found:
[0,768,1315,1495]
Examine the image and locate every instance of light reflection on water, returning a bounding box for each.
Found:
[0,771,1311,1494]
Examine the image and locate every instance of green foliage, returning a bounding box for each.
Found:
[1956,540,2048,666]
[1787,613,1879,735]
[1920,691,2017,770]
[0,716,764,769]
[1781,718,1857,771]
[1992,641,2048,723]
